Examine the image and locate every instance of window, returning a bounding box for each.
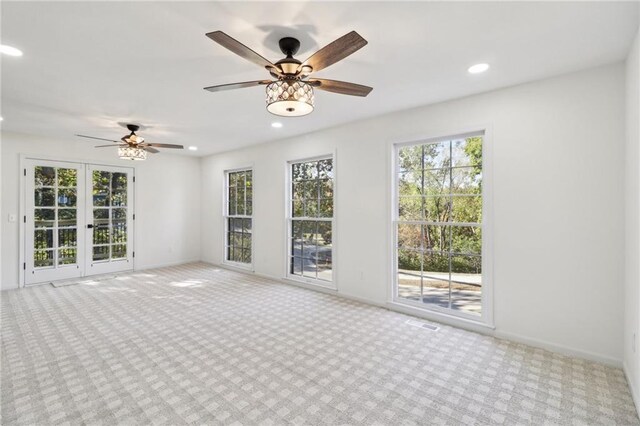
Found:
[288,157,334,284]
[394,134,484,317]
[224,169,253,266]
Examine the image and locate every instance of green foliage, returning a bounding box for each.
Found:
[464,136,482,185]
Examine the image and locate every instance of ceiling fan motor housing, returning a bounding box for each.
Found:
[279,37,300,57]
[273,37,307,77]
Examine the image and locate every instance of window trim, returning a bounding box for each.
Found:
[390,128,494,327]
[223,167,254,271]
[284,153,337,290]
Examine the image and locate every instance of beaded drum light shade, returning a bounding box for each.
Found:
[118,146,147,161]
[265,80,314,117]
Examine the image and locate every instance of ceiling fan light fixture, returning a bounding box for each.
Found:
[118,146,147,161]
[266,80,314,117]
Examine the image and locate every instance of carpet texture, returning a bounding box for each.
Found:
[1,263,637,425]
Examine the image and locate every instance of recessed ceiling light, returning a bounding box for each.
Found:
[468,63,489,74]
[188,146,198,151]
[271,122,283,128]
[0,45,23,57]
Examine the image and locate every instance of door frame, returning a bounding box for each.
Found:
[19,154,137,287]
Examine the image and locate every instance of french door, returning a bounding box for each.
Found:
[85,164,134,275]
[24,159,134,285]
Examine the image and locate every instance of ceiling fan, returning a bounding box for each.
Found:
[76,124,184,161]
[204,30,373,117]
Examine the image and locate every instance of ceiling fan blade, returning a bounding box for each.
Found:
[206,31,281,74]
[145,147,160,154]
[94,144,126,148]
[76,134,120,143]
[309,79,373,97]
[299,31,367,73]
[204,80,272,93]
[143,143,184,149]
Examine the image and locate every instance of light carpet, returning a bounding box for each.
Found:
[1,263,637,425]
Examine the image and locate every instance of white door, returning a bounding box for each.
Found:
[24,161,134,285]
[85,165,134,275]
[25,160,85,284]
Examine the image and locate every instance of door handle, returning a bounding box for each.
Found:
[87,224,94,229]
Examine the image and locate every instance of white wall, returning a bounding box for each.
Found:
[1,132,201,290]
[625,26,640,407]
[201,63,626,365]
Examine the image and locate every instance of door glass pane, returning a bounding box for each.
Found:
[112,173,127,191]
[58,228,77,247]
[34,250,54,268]
[112,244,127,259]
[93,171,111,207]
[35,229,54,249]
[57,168,77,187]
[35,166,55,186]
[93,246,110,261]
[35,188,55,206]
[94,208,109,222]
[35,209,55,228]
[112,208,127,243]
[57,188,77,207]
[58,209,76,227]
[59,248,77,265]
[112,223,127,243]
[93,225,110,245]
[111,190,127,207]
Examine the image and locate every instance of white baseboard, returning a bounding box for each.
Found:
[134,258,201,271]
[624,362,640,416]
[494,330,621,367]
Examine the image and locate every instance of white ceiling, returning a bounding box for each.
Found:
[1,1,638,156]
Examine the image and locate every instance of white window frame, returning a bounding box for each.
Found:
[285,154,336,290]
[390,129,494,327]
[223,167,254,271]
